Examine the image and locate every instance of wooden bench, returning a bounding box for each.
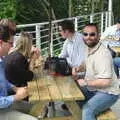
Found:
[31,104,117,120]
[97,109,117,120]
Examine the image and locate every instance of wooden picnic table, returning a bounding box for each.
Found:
[27,69,85,120]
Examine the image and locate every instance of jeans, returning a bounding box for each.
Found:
[76,87,118,120]
[113,57,120,77]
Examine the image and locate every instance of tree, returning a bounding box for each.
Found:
[0,0,16,20]
[14,0,109,24]
[16,0,68,24]
[113,0,120,22]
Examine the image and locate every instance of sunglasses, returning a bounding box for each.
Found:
[83,32,97,37]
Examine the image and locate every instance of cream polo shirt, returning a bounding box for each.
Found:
[85,42,120,95]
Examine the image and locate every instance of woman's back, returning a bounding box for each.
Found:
[4,51,33,86]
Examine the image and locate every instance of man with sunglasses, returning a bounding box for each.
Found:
[76,23,119,120]
[0,25,37,120]
[58,20,85,76]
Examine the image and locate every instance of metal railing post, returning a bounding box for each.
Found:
[36,24,41,50]
[108,0,112,27]
[50,24,53,57]
[101,12,104,35]
[75,17,78,31]
[105,12,108,30]
[90,14,93,23]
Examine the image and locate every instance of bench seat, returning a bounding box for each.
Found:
[43,116,72,120]
[97,109,117,120]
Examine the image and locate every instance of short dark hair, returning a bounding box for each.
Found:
[59,20,75,33]
[84,23,99,33]
[0,25,11,42]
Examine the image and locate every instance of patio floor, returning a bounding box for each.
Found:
[111,98,120,119]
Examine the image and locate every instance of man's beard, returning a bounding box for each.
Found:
[84,40,98,48]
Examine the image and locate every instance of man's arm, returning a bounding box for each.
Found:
[0,81,28,109]
[0,87,28,108]
[0,95,15,108]
[59,40,68,58]
[77,78,111,87]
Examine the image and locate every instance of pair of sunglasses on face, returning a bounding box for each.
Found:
[83,32,97,37]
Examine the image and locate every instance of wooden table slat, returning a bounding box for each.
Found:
[36,79,51,101]
[46,76,62,101]
[28,76,84,102]
[55,76,84,101]
[28,81,39,102]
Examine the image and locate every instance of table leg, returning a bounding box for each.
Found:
[47,102,56,118]
[65,101,82,120]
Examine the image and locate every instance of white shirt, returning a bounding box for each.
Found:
[101,25,120,39]
[101,25,120,47]
[59,32,85,67]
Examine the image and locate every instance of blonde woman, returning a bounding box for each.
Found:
[4,32,34,86]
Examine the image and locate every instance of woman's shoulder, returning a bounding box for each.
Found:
[4,51,27,63]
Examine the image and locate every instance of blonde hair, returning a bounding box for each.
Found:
[11,32,33,58]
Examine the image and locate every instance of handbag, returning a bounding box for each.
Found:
[44,57,72,76]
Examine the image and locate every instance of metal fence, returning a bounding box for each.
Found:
[17,11,112,57]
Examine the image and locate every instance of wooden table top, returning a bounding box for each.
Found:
[28,75,85,103]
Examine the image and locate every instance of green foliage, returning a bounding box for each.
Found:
[16,0,69,24]
[0,0,16,19]
[0,0,116,24]
[113,0,120,22]
[73,0,106,16]
[16,0,49,24]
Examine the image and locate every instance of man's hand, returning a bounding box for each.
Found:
[12,86,18,93]
[72,63,85,76]
[72,67,79,76]
[31,46,40,59]
[14,87,28,101]
[77,79,87,87]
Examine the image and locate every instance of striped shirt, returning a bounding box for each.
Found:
[59,32,85,67]
[101,25,120,39]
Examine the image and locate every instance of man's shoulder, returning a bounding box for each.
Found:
[75,31,83,37]
[74,32,83,42]
[99,43,111,56]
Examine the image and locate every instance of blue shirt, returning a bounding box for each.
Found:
[0,58,14,109]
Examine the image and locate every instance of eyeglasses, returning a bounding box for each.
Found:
[83,32,97,37]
